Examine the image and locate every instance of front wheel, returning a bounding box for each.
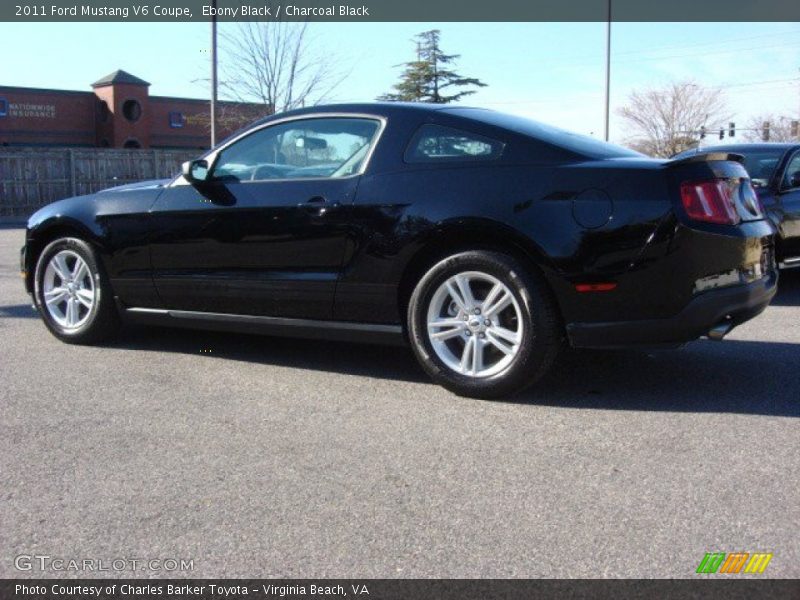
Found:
[407,250,561,399]
[33,237,120,344]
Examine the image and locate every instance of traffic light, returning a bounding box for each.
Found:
[762,122,770,141]
[719,128,724,140]
[700,126,706,139]
[729,122,735,137]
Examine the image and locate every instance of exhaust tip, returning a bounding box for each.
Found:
[779,256,800,269]
[707,321,733,341]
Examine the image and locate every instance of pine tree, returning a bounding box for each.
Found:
[379,30,487,103]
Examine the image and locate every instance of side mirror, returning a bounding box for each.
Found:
[182,159,210,184]
[789,171,800,189]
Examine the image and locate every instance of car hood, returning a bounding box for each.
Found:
[28,179,171,233]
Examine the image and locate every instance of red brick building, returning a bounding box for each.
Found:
[0,70,269,150]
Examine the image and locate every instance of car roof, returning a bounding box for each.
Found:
[251,102,459,126]
[243,102,641,161]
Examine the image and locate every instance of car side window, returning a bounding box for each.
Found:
[405,124,505,163]
[211,117,381,182]
[783,151,800,190]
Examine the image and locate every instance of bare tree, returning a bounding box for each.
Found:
[185,101,270,137]
[742,114,800,142]
[618,81,729,157]
[219,22,344,115]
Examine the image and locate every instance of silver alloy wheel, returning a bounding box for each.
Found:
[42,250,95,329]
[426,271,524,378]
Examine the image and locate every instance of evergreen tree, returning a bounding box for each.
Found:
[379,30,487,103]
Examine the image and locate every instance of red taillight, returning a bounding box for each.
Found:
[680,179,740,225]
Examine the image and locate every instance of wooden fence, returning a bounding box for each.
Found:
[0,147,200,218]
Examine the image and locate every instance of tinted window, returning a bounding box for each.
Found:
[212,117,381,182]
[738,151,785,187]
[405,124,505,162]
[783,151,800,189]
[444,108,642,159]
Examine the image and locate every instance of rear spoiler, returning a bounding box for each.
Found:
[666,151,745,167]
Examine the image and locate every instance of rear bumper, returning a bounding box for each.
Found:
[566,271,778,349]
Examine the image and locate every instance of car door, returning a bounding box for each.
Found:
[148,115,384,319]
[776,148,800,260]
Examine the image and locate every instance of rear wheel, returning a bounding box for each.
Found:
[33,237,120,344]
[408,250,561,398]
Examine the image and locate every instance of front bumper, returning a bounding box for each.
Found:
[566,271,778,349]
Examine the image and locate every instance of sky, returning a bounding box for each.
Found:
[2,21,799,143]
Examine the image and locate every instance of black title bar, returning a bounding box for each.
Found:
[4,0,800,22]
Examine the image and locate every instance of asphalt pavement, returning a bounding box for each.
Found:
[1,226,798,578]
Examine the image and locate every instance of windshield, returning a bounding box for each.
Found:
[738,151,784,188]
[444,108,642,159]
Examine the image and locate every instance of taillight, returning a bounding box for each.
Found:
[740,179,764,219]
[680,179,740,225]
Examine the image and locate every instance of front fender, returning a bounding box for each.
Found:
[24,196,104,293]
[24,185,164,307]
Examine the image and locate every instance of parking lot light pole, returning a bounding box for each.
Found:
[210,0,218,148]
[603,0,611,142]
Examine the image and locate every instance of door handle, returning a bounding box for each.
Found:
[299,196,339,215]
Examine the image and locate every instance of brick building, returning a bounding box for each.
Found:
[0,70,269,150]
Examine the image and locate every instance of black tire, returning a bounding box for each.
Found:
[407,250,562,399]
[33,237,120,344]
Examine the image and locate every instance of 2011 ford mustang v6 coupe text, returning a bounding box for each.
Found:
[21,103,778,398]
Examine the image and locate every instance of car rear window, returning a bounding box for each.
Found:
[444,107,642,159]
[405,124,505,163]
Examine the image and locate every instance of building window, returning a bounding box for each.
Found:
[169,111,185,128]
[0,98,7,118]
[122,99,142,122]
[123,139,142,149]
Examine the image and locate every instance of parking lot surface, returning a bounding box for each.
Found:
[1,226,798,578]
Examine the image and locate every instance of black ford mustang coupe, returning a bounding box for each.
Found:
[21,103,777,398]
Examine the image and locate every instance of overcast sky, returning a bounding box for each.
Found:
[2,21,799,142]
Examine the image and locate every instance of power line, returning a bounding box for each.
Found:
[470,77,800,107]
[616,41,800,64]
[552,41,800,70]
[551,29,800,65]
[718,77,800,89]
[610,29,800,57]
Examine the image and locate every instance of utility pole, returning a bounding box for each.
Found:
[210,0,218,148]
[603,0,612,141]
